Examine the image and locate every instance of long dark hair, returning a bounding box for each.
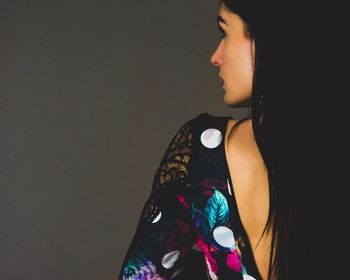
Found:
[216,1,349,279]
[218,1,295,279]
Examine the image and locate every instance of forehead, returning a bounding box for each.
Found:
[217,5,252,39]
[218,4,239,25]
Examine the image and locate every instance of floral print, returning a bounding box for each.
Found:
[119,113,260,280]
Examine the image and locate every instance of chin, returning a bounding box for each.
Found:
[224,94,252,108]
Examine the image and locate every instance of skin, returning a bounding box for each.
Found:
[224,118,273,280]
[211,4,275,280]
[210,3,255,108]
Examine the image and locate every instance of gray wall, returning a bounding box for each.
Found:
[0,1,247,279]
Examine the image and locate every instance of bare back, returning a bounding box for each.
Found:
[224,118,274,280]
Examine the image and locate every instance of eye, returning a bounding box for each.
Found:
[217,25,227,39]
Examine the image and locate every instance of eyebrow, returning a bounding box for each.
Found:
[217,15,228,25]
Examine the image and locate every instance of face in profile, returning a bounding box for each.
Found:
[211,3,255,108]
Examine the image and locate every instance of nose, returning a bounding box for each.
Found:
[210,43,223,67]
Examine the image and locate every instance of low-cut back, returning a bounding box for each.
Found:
[119,113,273,280]
[224,117,273,280]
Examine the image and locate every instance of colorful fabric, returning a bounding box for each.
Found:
[119,113,262,280]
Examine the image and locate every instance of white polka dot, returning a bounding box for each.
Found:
[227,178,232,196]
[152,211,162,223]
[213,226,236,248]
[161,250,180,269]
[200,128,222,148]
[243,275,256,280]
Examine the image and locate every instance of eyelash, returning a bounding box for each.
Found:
[217,25,227,38]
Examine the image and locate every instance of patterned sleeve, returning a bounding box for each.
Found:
[119,116,207,280]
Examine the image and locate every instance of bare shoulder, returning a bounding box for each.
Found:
[226,118,238,130]
[225,117,260,159]
[225,118,238,143]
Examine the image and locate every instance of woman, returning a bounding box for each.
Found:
[210,3,275,280]
[119,1,343,279]
[119,1,278,278]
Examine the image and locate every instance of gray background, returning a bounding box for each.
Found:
[0,0,247,279]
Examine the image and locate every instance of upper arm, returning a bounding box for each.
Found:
[119,116,201,280]
[152,118,196,194]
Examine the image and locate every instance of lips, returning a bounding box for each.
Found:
[219,73,225,89]
[219,74,224,89]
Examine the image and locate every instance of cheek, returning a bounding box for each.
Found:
[223,41,253,100]
[223,41,253,95]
